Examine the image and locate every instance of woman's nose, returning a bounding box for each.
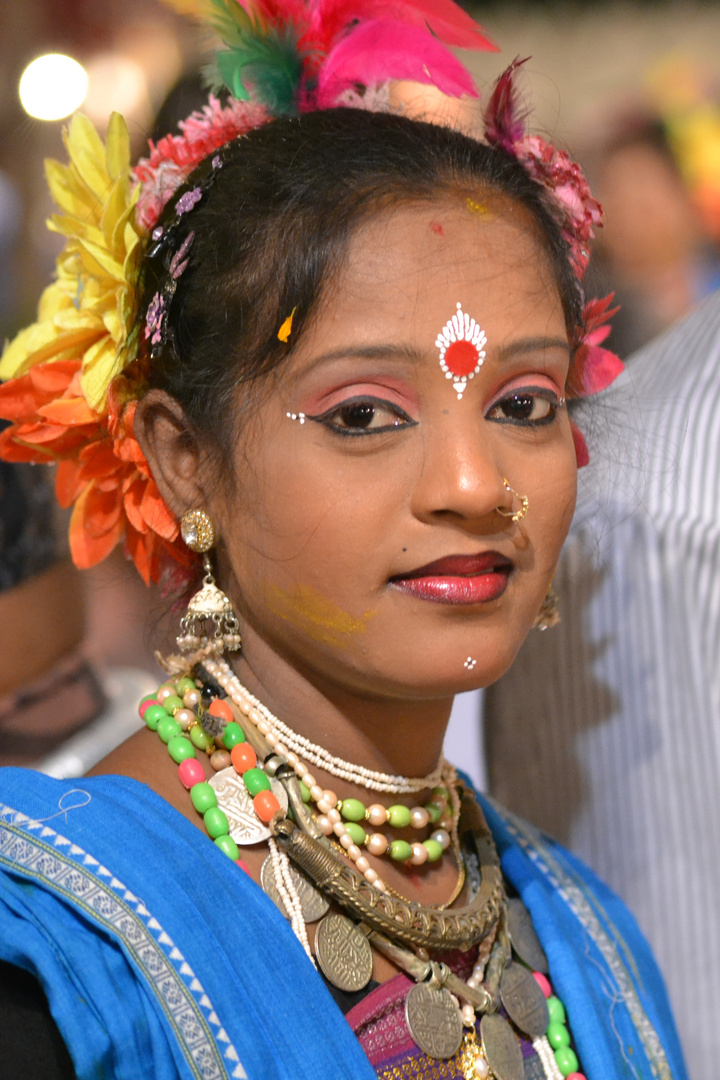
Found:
[409,417,513,527]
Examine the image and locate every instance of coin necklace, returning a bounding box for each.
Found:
[143,663,476,953]
[146,664,473,955]
[202,657,463,895]
[142,668,583,1078]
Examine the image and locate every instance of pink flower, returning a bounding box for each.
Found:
[133,97,270,232]
[573,295,624,397]
[515,137,602,279]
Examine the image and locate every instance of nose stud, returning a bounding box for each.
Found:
[496,479,529,524]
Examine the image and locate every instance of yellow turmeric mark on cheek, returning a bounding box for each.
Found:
[466,197,488,216]
[266,583,376,648]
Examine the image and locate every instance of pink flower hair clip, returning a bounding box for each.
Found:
[483,58,625,465]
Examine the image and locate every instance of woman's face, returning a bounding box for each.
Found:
[208,196,576,699]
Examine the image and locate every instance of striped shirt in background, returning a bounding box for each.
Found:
[484,290,720,1080]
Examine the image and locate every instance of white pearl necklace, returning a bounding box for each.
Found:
[209,657,447,794]
[205,657,458,893]
[267,836,314,962]
[533,1036,565,1080]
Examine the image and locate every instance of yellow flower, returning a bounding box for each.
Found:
[0,112,142,413]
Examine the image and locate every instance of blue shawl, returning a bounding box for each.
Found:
[0,768,686,1080]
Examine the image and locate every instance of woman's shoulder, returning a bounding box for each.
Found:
[0,740,201,852]
[86,725,204,833]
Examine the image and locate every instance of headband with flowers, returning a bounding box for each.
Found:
[0,2,621,586]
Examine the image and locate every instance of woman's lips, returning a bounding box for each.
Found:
[389,553,513,606]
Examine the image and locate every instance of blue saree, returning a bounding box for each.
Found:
[0,768,687,1080]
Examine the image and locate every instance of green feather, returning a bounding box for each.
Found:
[204,0,256,50]
[203,0,303,114]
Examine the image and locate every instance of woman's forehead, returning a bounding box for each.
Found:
[295,198,564,350]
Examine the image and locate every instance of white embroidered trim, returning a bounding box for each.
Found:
[0,803,247,1080]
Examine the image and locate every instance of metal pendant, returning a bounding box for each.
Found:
[480,1013,524,1080]
[500,962,550,1038]
[523,1056,547,1080]
[507,897,549,974]
[405,982,463,1060]
[260,855,330,924]
[209,768,288,846]
[315,914,373,992]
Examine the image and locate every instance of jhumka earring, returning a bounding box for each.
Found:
[496,479,529,524]
[534,583,560,631]
[177,509,242,654]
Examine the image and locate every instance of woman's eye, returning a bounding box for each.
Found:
[487,390,561,426]
[308,396,416,436]
[338,402,380,429]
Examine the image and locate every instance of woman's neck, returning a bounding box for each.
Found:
[228,634,454,787]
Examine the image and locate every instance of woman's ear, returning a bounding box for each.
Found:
[134,390,206,517]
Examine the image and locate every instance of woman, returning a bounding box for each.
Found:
[0,3,685,1078]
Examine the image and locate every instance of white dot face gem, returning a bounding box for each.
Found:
[286,411,306,424]
[464,657,477,670]
[436,303,487,400]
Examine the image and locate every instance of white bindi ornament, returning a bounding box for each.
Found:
[436,303,487,399]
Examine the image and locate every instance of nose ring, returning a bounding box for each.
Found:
[497,479,529,523]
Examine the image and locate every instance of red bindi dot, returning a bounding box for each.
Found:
[436,303,487,399]
[444,339,480,377]
[430,221,444,236]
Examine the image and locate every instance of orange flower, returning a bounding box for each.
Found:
[0,367,193,585]
[0,112,197,587]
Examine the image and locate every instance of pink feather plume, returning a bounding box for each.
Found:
[311,0,497,51]
[484,57,531,153]
[316,19,479,108]
[574,295,624,396]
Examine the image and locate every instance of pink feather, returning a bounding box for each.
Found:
[316,19,478,107]
[311,0,497,52]
[573,295,623,397]
[484,57,531,153]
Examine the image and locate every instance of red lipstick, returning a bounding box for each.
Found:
[390,553,512,605]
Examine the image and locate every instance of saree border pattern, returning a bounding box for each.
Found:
[491,801,673,1080]
[0,800,247,1080]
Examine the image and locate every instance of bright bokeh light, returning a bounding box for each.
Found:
[84,55,148,125]
[19,54,88,121]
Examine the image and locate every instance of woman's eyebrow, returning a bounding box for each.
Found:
[298,337,571,376]
[496,337,572,362]
[299,343,423,373]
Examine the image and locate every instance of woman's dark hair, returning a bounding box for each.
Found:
[141,107,583,451]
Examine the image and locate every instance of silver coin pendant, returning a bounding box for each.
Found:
[260,855,330,923]
[500,961,550,1038]
[405,982,463,1060]
[480,1013,524,1080]
[507,897,549,974]
[209,767,288,846]
[315,914,373,993]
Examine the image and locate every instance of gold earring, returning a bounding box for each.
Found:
[177,510,242,654]
[496,479,529,524]
[180,508,215,552]
[534,583,560,630]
